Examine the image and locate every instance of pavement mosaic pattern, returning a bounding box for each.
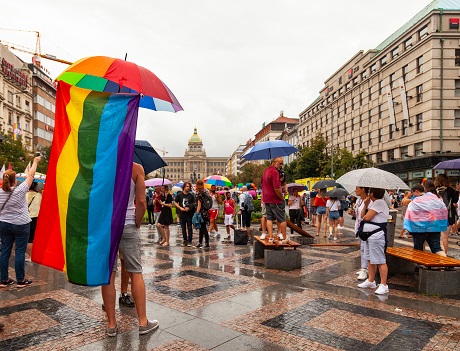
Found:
[1,219,460,350]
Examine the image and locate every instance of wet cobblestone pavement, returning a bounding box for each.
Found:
[1,216,460,350]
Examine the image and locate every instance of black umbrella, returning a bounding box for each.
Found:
[312,179,337,189]
[324,188,349,198]
[134,140,168,175]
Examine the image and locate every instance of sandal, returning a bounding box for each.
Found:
[162,242,169,246]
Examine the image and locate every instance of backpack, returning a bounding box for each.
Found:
[201,192,213,211]
[437,187,452,212]
[340,199,349,211]
[147,195,153,207]
[245,193,255,212]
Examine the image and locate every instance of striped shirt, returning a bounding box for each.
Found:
[0,181,31,225]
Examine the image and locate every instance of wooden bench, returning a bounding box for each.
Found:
[386,247,460,295]
[253,235,302,270]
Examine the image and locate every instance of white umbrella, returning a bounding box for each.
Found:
[336,168,409,191]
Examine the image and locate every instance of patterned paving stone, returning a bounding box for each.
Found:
[0,289,137,351]
[150,340,209,351]
[222,289,460,351]
[144,266,276,311]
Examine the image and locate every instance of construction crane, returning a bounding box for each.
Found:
[0,28,72,67]
[153,146,169,157]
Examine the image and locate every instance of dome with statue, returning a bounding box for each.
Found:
[189,128,202,143]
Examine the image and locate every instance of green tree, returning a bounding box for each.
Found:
[0,134,27,172]
[232,162,267,187]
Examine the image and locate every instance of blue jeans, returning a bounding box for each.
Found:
[412,232,443,254]
[0,221,30,282]
[179,216,193,242]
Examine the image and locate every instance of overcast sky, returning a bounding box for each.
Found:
[1,0,432,157]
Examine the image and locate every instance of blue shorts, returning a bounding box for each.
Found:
[328,210,339,220]
[317,206,326,215]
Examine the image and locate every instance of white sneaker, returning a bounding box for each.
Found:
[277,234,284,240]
[375,284,389,295]
[268,238,274,243]
[357,270,368,281]
[358,279,377,289]
[216,232,220,237]
[333,237,338,241]
[260,233,267,240]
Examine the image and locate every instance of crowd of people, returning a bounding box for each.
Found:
[2,156,460,334]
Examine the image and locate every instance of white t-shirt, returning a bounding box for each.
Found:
[288,195,301,210]
[326,199,340,211]
[363,199,389,233]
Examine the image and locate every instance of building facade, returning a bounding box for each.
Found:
[0,43,33,152]
[298,0,460,186]
[240,112,299,167]
[28,63,56,152]
[163,128,227,184]
[226,144,246,177]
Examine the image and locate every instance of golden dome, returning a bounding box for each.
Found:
[189,127,202,143]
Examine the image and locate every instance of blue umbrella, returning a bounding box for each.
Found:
[174,181,184,187]
[434,158,460,170]
[134,140,168,174]
[241,140,299,160]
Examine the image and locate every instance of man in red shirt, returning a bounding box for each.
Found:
[261,157,286,241]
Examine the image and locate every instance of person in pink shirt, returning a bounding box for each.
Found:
[260,157,286,242]
[223,191,236,240]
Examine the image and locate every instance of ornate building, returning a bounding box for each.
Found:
[163,128,227,184]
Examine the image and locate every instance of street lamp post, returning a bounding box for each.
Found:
[322,103,335,178]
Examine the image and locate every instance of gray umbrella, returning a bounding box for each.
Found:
[312,179,337,189]
[336,168,409,191]
[324,188,349,198]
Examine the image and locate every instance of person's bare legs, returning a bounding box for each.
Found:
[333,219,338,239]
[267,219,274,239]
[157,223,165,245]
[378,263,388,286]
[279,222,287,239]
[26,243,33,258]
[261,216,267,234]
[101,272,117,328]
[120,258,129,293]
[322,215,328,237]
[441,227,450,254]
[163,225,170,244]
[367,262,377,283]
[129,272,148,326]
[317,215,322,236]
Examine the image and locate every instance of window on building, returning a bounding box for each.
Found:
[418,25,428,40]
[389,73,396,89]
[339,87,344,95]
[7,91,13,103]
[371,63,377,73]
[401,145,409,157]
[392,46,399,58]
[368,87,372,101]
[415,113,423,131]
[456,49,460,66]
[360,92,364,106]
[379,104,383,119]
[402,119,408,136]
[25,100,30,112]
[338,76,342,85]
[387,149,394,161]
[353,77,359,85]
[344,121,347,134]
[369,108,373,123]
[380,55,387,67]
[377,152,383,163]
[416,84,423,102]
[333,92,337,100]
[415,142,424,156]
[455,110,460,127]
[379,81,384,95]
[16,96,21,107]
[351,118,355,130]
[379,128,383,142]
[346,82,351,90]
[360,114,364,127]
[404,36,413,50]
[456,80,460,97]
[402,64,409,82]
[8,111,12,125]
[416,55,423,74]
[368,131,372,145]
[351,140,355,151]
[359,135,363,149]
[389,125,394,140]
[361,71,367,80]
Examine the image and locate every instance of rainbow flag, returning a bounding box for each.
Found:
[32,81,140,286]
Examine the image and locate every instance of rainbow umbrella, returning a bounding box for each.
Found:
[204,175,232,187]
[56,56,182,112]
[246,182,257,190]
